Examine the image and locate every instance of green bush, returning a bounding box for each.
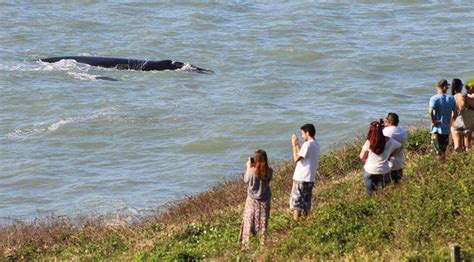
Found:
[142,216,242,260]
[318,143,362,180]
[271,150,473,260]
[3,129,472,261]
[406,129,431,152]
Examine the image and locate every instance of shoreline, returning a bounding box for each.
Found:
[1,127,473,260]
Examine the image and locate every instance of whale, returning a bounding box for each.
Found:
[40,56,213,74]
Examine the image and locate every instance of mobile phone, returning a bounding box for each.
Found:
[249,157,255,167]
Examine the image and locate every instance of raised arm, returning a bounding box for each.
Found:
[243,158,252,183]
[291,134,303,163]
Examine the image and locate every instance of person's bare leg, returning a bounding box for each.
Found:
[431,133,439,155]
[260,232,267,246]
[293,209,300,221]
[451,128,463,152]
[465,131,472,151]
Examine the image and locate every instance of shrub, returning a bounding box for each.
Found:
[405,129,431,152]
[2,129,472,261]
[318,142,363,180]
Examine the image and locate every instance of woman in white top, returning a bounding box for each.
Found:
[359,121,401,195]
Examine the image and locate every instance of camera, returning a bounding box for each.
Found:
[249,157,255,167]
[379,118,385,127]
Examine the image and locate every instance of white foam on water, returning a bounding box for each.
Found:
[38,59,92,71]
[47,119,71,131]
[66,71,101,81]
[7,108,116,139]
[0,59,103,81]
[2,1,473,224]
[0,59,90,72]
[177,62,196,72]
[0,63,35,71]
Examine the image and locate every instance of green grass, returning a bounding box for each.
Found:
[270,151,473,260]
[1,128,473,261]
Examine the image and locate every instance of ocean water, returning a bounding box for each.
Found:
[1,2,473,224]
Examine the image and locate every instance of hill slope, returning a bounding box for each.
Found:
[1,129,473,261]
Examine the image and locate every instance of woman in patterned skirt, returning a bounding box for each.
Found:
[238,149,273,250]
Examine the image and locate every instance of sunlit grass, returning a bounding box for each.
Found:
[1,128,472,260]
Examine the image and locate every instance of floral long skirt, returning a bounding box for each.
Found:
[238,196,271,248]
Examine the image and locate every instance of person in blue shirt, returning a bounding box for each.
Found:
[429,79,457,161]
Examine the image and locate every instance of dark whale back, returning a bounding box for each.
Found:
[40,56,212,73]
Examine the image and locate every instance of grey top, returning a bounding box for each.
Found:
[243,168,273,201]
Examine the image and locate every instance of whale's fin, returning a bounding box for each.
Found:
[193,67,214,74]
[95,76,119,81]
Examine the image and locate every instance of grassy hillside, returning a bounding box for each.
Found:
[1,128,473,261]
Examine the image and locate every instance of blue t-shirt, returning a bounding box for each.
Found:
[429,94,456,135]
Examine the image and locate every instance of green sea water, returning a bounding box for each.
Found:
[0,2,473,223]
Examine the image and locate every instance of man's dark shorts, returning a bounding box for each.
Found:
[431,133,449,154]
[390,169,403,184]
[290,180,314,211]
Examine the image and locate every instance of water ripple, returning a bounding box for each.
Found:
[1,2,473,223]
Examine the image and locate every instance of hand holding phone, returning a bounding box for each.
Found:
[291,134,298,146]
[246,157,254,168]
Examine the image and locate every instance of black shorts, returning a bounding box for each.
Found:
[390,169,403,184]
[431,133,449,154]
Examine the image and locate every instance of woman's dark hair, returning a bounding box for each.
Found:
[300,123,316,138]
[254,149,270,180]
[451,78,463,95]
[367,122,386,155]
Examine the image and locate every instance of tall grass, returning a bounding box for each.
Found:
[1,128,472,261]
[270,150,473,260]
